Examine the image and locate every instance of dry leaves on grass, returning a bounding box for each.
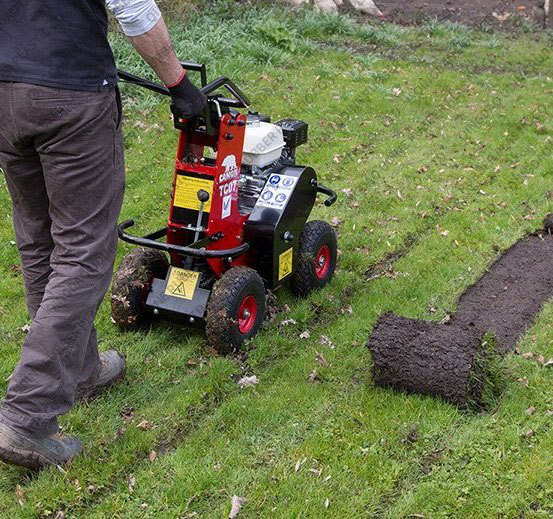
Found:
[229,496,246,518]
[294,457,307,472]
[520,352,548,365]
[308,369,320,383]
[136,420,152,430]
[148,450,158,462]
[237,375,259,389]
[517,377,529,388]
[315,351,328,366]
[280,317,297,326]
[300,330,311,339]
[15,485,25,506]
[319,335,333,348]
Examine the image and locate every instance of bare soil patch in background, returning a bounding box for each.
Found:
[377,0,540,27]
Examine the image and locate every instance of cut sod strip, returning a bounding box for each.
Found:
[368,229,553,409]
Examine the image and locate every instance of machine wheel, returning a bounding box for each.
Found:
[291,220,337,297]
[111,247,169,329]
[206,267,266,354]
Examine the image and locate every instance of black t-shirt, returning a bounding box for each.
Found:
[0,1,117,91]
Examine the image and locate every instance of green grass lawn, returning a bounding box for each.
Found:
[1,4,553,517]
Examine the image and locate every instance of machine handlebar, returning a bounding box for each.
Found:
[117,61,249,109]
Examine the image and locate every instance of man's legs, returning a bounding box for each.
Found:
[0,146,53,319]
[0,83,125,438]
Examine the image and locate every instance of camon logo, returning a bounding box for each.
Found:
[220,154,239,183]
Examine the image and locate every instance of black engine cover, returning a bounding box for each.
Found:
[244,165,317,289]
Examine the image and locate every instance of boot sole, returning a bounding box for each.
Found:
[0,443,57,471]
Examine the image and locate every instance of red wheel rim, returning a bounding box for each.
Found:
[315,245,331,280]
[238,295,258,334]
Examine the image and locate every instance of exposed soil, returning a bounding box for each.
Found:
[367,226,553,406]
[377,0,541,28]
[453,232,553,352]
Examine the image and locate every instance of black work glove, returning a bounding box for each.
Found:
[168,72,207,119]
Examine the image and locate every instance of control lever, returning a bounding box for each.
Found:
[194,189,210,242]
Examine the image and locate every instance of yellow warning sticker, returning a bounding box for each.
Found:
[174,175,213,211]
[279,248,293,280]
[165,268,200,300]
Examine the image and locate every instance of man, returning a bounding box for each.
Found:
[0,1,206,470]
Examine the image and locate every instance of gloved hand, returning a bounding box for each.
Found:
[167,71,207,119]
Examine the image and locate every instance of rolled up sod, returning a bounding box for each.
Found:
[367,313,504,410]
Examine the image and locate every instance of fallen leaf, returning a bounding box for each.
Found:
[21,324,31,333]
[331,217,342,227]
[535,354,545,365]
[392,87,402,97]
[229,495,246,518]
[237,375,259,389]
[54,512,65,519]
[319,335,333,347]
[525,406,536,415]
[300,331,311,339]
[128,474,136,493]
[341,188,353,197]
[521,352,534,359]
[517,377,529,388]
[15,485,25,506]
[544,358,553,367]
[148,450,157,462]
[308,370,319,383]
[136,420,152,430]
[280,318,297,326]
[521,428,534,438]
[324,498,330,509]
[315,351,328,366]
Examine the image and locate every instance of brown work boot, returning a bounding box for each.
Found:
[0,421,82,470]
[76,349,126,401]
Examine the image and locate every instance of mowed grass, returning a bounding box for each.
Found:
[1,4,553,517]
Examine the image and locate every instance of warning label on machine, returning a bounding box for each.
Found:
[165,268,200,300]
[257,174,298,210]
[174,175,213,212]
[279,248,293,280]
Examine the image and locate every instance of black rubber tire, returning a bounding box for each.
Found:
[110,247,169,329]
[291,220,337,297]
[206,267,266,354]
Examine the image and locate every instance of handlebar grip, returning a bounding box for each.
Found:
[317,184,338,207]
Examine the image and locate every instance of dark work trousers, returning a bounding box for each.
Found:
[0,82,125,437]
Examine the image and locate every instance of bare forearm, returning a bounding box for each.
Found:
[128,18,183,86]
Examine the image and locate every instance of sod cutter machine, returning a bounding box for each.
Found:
[111,62,338,353]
